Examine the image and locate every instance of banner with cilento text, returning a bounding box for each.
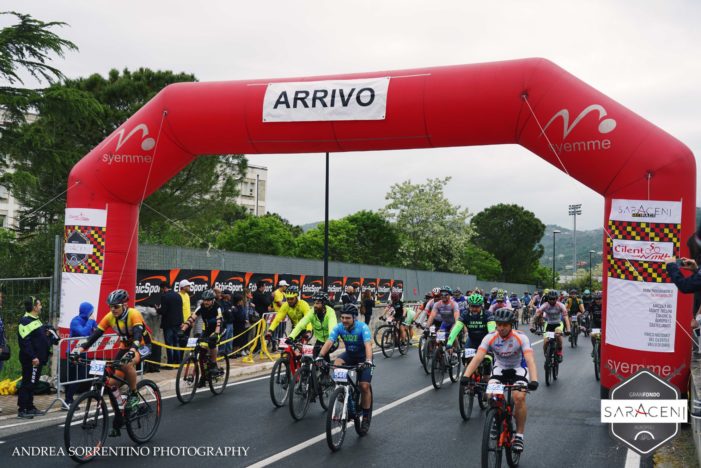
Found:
[59,208,108,334]
[605,199,681,352]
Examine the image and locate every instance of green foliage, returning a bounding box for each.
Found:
[294,219,357,262]
[471,204,545,283]
[461,244,502,281]
[532,264,558,289]
[380,177,472,272]
[216,214,297,256]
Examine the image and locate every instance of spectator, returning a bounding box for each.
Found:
[64,302,97,408]
[17,297,51,419]
[340,285,358,305]
[178,279,192,336]
[251,281,272,322]
[272,280,288,313]
[231,294,248,356]
[156,281,183,364]
[219,290,234,356]
[361,290,375,325]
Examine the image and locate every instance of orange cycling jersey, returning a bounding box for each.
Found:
[97,307,151,349]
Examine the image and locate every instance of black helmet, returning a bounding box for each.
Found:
[493,308,515,324]
[312,291,329,303]
[546,290,558,301]
[341,303,359,317]
[106,289,129,306]
[201,289,216,301]
[569,289,578,295]
[453,288,462,296]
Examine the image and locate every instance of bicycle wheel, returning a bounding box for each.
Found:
[505,415,520,467]
[422,340,433,374]
[481,408,502,468]
[326,387,348,452]
[269,358,291,408]
[449,352,461,383]
[573,326,579,348]
[398,329,409,355]
[431,349,446,389]
[64,391,108,464]
[593,341,600,381]
[373,324,388,347]
[544,345,552,387]
[289,368,312,421]
[126,379,162,444]
[553,351,559,381]
[354,386,373,436]
[176,352,199,404]
[209,354,230,395]
[459,380,474,421]
[418,335,426,366]
[316,366,334,411]
[380,328,395,358]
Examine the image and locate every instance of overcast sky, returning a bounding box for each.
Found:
[3,1,700,230]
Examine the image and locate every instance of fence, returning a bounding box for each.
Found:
[0,276,54,323]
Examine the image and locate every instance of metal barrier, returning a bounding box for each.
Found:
[53,334,143,411]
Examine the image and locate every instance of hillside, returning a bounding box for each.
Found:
[539,225,604,273]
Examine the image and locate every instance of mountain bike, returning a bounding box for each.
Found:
[531,315,544,335]
[417,323,437,374]
[480,372,532,468]
[580,313,591,337]
[591,328,601,381]
[64,356,162,463]
[430,328,461,389]
[543,331,560,386]
[380,318,409,358]
[521,307,531,325]
[270,336,307,407]
[176,336,230,404]
[569,316,580,348]
[289,343,334,420]
[325,363,374,452]
[458,348,492,420]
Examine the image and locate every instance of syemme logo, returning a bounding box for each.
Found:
[542,104,616,153]
[100,123,156,165]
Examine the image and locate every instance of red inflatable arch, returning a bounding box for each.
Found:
[62,58,695,394]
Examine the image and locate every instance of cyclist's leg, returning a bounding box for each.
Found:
[356,358,373,410]
[512,368,529,434]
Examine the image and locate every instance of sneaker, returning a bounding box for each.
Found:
[360,414,371,434]
[512,435,524,453]
[17,410,34,419]
[125,392,140,412]
[27,407,42,416]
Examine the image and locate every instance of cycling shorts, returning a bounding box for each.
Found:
[489,366,528,387]
[545,323,563,333]
[336,352,372,383]
[116,346,150,365]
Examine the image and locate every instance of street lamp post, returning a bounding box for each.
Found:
[569,204,582,277]
[552,230,561,288]
[588,250,595,289]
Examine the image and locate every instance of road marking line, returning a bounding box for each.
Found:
[247,379,448,467]
[624,449,640,468]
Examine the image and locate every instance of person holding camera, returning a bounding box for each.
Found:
[665,255,701,328]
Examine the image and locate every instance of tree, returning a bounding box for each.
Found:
[532,264,558,290]
[294,219,357,262]
[0,11,77,123]
[380,177,472,272]
[461,244,502,280]
[216,214,298,256]
[471,204,545,283]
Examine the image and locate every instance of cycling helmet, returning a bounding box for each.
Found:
[284,285,300,298]
[583,289,591,295]
[495,293,505,302]
[312,291,329,303]
[594,291,603,300]
[341,303,359,317]
[440,285,452,295]
[432,287,441,296]
[561,290,568,298]
[467,293,484,307]
[106,289,129,306]
[509,293,518,299]
[490,287,498,294]
[546,290,558,301]
[569,289,578,295]
[201,289,216,301]
[453,288,462,296]
[390,292,401,302]
[494,308,515,324]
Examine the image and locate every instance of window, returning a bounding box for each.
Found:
[0,215,5,227]
[0,185,7,200]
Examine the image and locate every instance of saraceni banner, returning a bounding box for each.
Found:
[262,77,390,122]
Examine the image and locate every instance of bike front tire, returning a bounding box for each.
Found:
[326,387,348,451]
[64,391,108,464]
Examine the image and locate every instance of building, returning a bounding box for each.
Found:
[235,165,267,215]
[0,112,36,229]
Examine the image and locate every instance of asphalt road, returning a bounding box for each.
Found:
[0,328,632,467]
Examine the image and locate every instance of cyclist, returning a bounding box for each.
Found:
[588,291,603,351]
[76,289,152,436]
[385,292,410,343]
[565,289,585,326]
[488,288,498,305]
[425,286,460,334]
[531,290,571,362]
[581,289,593,310]
[521,291,532,311]
[488,292,512,314]
[453,288,467,313]
[447,293,496,351]
[316,303,373,432]
[180,289,223,380]
[266,285,310,341]
[462,308,538,453]
[509,293,522,323]
[287,291,337,357]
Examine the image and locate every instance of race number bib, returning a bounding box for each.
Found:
[545,331,556,339]
[591,328,601,335]
[89,360,106,376]
[437,330,446,342]
[464,348,477,358]
[333,368,349,382]
[486,382,504,395]
[279,338,288,349]
[302,345,314,356]
[187,338,198,348]
[429,325,436,333]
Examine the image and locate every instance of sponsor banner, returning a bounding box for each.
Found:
[263,77,390,122]
[327,276,344,303]
[377,278,392,303]
[392,280,404,295]
[344,277,362,292]
[606,277,677,352]
[361,278,378,295]
[65,208,108,227]
[59,273,101,329]
[278,273,301,289]
[300,275,324,301]
[213,271,246,294]
[610,199,681,224]
[173,269,211,303]
[247,273,276,294]
[601,400,687,423]
[611,239,674,263]
[135,269,169,306]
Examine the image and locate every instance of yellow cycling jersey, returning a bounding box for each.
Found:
[269,299,311,332]
[97,307,150,349]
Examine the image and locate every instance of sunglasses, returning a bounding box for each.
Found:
[109,304,122,310]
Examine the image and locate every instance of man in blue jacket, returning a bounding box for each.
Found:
[64,302,97,407]
[17,297,51,419]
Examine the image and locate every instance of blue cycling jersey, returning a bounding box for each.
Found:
[329,320,372,356]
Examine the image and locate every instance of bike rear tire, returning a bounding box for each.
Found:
[289,368,311,421]
[126,379,162,444]
[269,358,291,408]
[431,349,446,389]
[209,354,230,395]
[326,387,347,451]
[398,330,409,355]
[176,352,199,404]
[481,408,502,468]
[381,329,395,358]
[64,391,108,464]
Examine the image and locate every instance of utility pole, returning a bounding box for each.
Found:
[552,230,561,288]
[569,204,582,278]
